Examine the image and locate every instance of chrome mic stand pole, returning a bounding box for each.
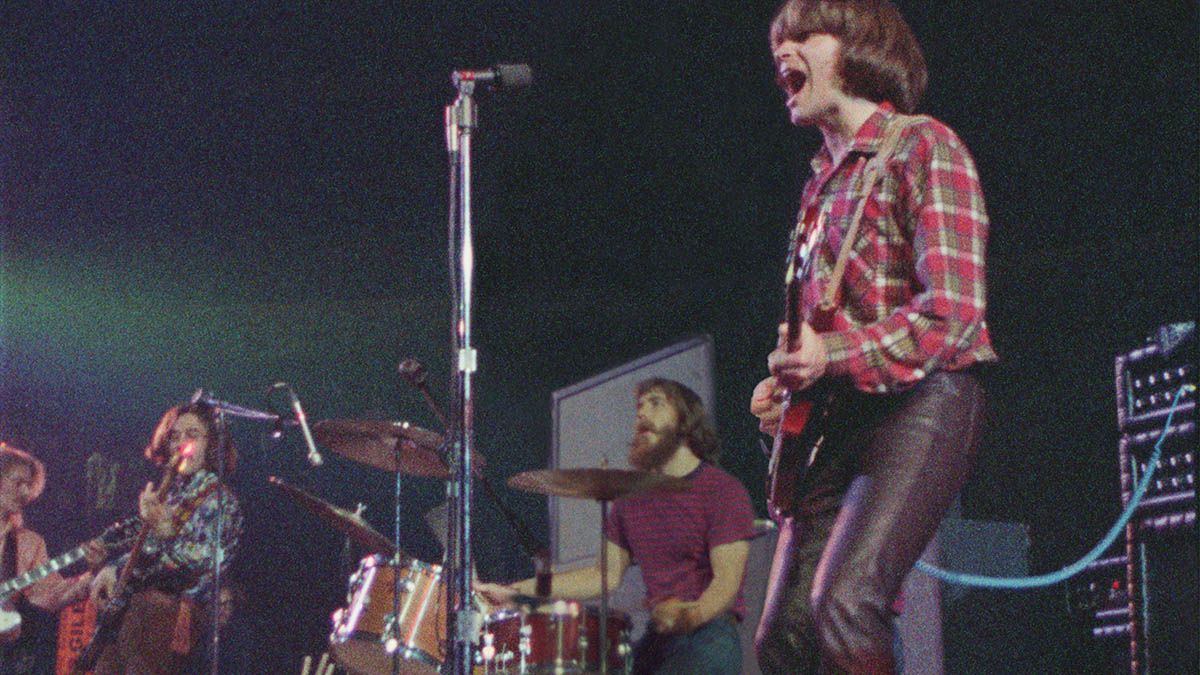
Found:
[443,64,530,674]
[209,404,226,675]
[445,76,478,675]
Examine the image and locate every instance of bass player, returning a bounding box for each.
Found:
[85,401,243,674]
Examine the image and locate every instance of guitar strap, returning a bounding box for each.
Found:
[817,113,930,316]
[168,476,221,534]
[2,529,16,582]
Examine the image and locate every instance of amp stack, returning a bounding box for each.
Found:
[1113,321,1197,673]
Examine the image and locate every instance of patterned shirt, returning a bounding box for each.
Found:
[795,103,997,393]
[108,470,242,603]
[605,463,755,620]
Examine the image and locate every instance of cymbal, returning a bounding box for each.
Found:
[313,419,482,478]
[268,476,396,556]
[507,468,691,502]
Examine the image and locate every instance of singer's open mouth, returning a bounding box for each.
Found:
[776,70,807,97]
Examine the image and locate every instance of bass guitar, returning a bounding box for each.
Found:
[0,517,138,635]
[74,445,192,672]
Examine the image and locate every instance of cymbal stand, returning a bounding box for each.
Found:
[389,445,405,675]
[402,359,553,599]
[598,499,612,675]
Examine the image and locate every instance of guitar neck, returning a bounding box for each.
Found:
[0,544,88,601]
[112,457,185,594]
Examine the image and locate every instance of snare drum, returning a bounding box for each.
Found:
[331,555,447,675]
[478,601,630,674]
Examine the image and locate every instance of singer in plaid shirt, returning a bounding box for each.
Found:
[750,2,997,673]
[798,100,997,394]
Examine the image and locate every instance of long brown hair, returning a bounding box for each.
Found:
[770,0,927,114]
[635,378,721,464]
[144,401,238,475]
[0,442,46,505]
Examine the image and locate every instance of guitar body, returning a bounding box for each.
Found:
[763,204,838,522]
[75,449,190,673]
[765,384,834,521]
[73,594,128,671]
[0,517,138,640]
[0,606,18,641]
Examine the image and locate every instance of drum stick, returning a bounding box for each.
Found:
[316,652,330,674]
[300,655,312,675]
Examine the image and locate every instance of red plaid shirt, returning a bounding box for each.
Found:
[795,103,997,393]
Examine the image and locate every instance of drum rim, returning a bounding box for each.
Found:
[360,554,443,574]
[330,631,441,669]
[485,602,631,624]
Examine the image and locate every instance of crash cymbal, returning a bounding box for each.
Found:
[507,468,691,502]
[313,419,483,478]
[268,476,396,556]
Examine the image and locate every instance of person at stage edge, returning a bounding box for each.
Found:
[750,1,998,673]
[477,378,756,675]
[1,443,102,674]
[88,401,244,674]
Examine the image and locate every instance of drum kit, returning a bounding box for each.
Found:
[271,418,689,674]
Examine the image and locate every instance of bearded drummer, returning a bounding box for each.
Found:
[477,378,755,674]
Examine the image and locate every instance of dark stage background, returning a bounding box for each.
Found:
[1,2,1196,672]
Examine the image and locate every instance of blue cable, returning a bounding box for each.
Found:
[915,384,1193,588]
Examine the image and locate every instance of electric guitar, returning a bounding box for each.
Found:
[75,448,190,672]
[0,517,138,635]
[765,206,839,521]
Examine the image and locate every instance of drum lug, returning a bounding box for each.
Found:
[578,632,590,671]
[381,613,400,653]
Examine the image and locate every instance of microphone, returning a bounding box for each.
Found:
[398,358,447,429]
[397,358,427,386]
[272,383,323,467]
[452,63,532,90]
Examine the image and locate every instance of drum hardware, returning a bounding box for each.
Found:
[506,467,690,673]
[508,466,696,667]
[396,354,577,671]
[269,476,398,557]
[506,468,690,502]
[312,419,484,479]
[478,601,632,674]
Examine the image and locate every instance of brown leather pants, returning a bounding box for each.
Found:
[93,590,201,675]
[755,370,985,674]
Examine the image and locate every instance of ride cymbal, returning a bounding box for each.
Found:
[507,468,691,502]
[313,419,483,478]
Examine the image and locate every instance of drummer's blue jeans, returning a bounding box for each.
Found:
[632,613,742,675]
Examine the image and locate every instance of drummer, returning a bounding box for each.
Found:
[476,378,755,674]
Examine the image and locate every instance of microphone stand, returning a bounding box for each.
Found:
[445,76,480,675]
[189,390,296,675]
[193,391,228,672]
[443,64,529,675]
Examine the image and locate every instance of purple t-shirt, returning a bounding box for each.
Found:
[606,462,755,620]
